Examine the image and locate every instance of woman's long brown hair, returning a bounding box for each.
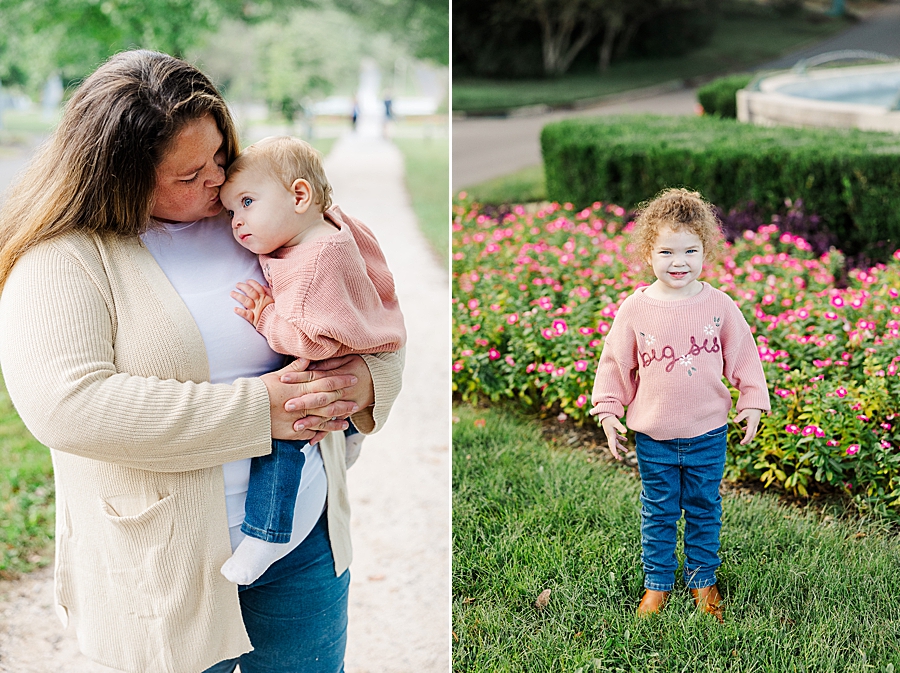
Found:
[0,50,240,289]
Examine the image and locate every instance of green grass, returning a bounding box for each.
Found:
[393,136,449,265]
[453,11,851,113]
[453,404,900,672]
[0,375,54,578]
[459,164,546,205]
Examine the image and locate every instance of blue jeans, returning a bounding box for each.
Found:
[634,425,727,592]
[203,512,350,673]
[243,423,359,543]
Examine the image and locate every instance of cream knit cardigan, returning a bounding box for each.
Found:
[0,230,403,673]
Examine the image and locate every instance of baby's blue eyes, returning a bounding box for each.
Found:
[242,197,253,207]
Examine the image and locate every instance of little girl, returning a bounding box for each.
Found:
[590,188,769,621]
[218,136,406,585]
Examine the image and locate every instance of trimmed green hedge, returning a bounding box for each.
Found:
[541,115,900,260]
[697,73,753,118]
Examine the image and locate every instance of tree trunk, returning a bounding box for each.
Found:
[598,15,622,73]
[536,2,597,76]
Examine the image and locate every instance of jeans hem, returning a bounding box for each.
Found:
[684,574,718,590]
[643,579,675,592]
[240,522,292,544]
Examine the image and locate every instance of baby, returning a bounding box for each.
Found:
[218,136,406,585]
[590,188,769,621]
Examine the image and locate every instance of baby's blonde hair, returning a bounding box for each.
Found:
[631,188,724,264]
[227,136,333,212]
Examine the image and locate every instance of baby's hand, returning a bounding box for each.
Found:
[734,408,763,445]
[231,279,274,327]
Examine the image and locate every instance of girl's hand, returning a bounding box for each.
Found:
[734,408,762,445]
[600,416,628,461]
[232,279,273,327]
[261,358,359,443]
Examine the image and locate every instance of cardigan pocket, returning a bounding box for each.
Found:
[98,492,179,619]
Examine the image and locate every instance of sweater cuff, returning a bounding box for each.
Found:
[255,302,276,338]
[352,349,405,434]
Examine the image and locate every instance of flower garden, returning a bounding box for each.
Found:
[452,197,900,516]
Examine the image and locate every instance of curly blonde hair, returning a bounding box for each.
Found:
[631,188,724,265]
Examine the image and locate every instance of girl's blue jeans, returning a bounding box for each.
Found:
[634,425,727,592]
[243,423,359,543]
[202,511,350,673]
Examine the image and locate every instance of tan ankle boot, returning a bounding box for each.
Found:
[637,589,670,616]
[690,584,724,623]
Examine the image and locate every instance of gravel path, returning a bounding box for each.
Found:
[0,129,449,671]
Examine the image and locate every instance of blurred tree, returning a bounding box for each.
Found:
[332,0,449,65]
[0,0,306,95]
[193,6,406,121]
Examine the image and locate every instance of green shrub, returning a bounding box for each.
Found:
[696,73,753,117]
[541,115,900,261]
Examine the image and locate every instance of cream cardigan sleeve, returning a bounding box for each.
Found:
[0,241,274,473]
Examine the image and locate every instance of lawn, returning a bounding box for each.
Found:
[453,404,900,672]
[393,135,450,265]
[0,375,54,578]
[453,10,852,114]
[458,164,546,205]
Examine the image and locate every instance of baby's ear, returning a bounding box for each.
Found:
[291,178,313,213]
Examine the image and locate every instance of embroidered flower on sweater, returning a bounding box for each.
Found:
[704,317,721,336]
[678,354,697,377]
[640,332,656,346]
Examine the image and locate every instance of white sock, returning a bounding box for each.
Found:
[221,536,288,585]
[345,434,365,469]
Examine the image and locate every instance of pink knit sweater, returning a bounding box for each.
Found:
[255,205,406,360]
[591,283,770,440]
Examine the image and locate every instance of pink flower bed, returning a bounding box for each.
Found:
[452,198,900,515]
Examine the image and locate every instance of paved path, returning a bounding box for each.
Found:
[0,125,450,671]
[452,0,900,190]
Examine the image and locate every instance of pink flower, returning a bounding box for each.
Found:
[785,424,800,435]
[826,439,839,447]
[575,394,588,407]
[857,415,869,422]
[526,363,536,373]
[881,422,893,430]
[505,356,516,367]
[507,313,519,325]
[578,327,594,335]
[830,295,844,308]
[468,299,479,310]
[846,444,860,456]
[541,328,555,340]
[880,440,891,449]
[552,319,568,335]
[574,360,588,372]
[452,361,463,372]
[801,425,818,437]
[835,387,847,398]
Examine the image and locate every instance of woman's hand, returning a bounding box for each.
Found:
[261,358,360,443]
[279,355,375,432]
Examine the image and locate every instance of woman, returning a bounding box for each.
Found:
[0,50,403,672]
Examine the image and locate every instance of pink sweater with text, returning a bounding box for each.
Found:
[255,205,406,360]
[591,283,770,440]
